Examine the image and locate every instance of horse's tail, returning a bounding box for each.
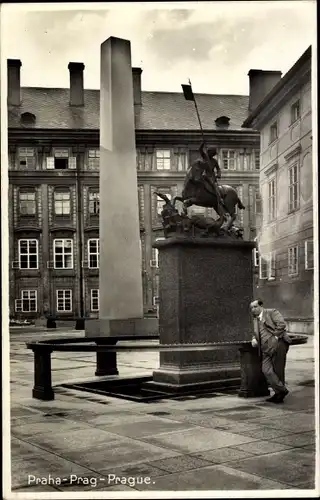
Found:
[237,197,245,210]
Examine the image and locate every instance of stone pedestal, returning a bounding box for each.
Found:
[151,237,255,391]
[238,343,270,397]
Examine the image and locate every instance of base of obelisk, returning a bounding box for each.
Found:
[151,236,256,392]
[85,317,158,337]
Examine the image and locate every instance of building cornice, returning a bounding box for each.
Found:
[242,47,311,129]
[8,128,259,147]
[284,144,301,161]
[264,163,278,177]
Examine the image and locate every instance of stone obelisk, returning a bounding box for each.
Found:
[87,37,143,337]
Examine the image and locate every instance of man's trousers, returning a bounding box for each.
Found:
[261,339,289,394]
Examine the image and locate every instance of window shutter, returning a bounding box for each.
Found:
[15,299,22,312]
[68,157,77,169]
[259,258,268,279]
[46,157,55,169]
[253,249,260,267]
[305,240,314,270]
[268,252,276,279]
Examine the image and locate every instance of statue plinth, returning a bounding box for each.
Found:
[149,236,256,392]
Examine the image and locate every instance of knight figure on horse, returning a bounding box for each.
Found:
[174,142,245,231]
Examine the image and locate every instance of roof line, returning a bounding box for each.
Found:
[242,45,311,128]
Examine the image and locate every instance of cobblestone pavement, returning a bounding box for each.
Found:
[5,327,319,497]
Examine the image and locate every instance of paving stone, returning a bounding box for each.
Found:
[225,448,315,487]
[11,406,40,419]
[66,439,180,471]
[132,463,291,490]
[99,462,168,479]
[141,427,258,454]
[103,418,194,438]
[268,431,315,448]
[12,484,60,492]
[235,426,301,440]
[148,454,214,473]
[191,447,254,464]
[11,417,88,438]
[230,439,294,455]
[88,412,176,428]
[255,412,315,432]
[11,453,95,489]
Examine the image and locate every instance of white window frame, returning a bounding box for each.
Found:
[90,289,100,312]
[18,239,38,269]
[88,149,100,170]
[56,289,72,312]
[156,150,171,170]
[291,100,300,124]
[259,252,276,280]
[253,248,260,267]
[269,121,278,143]
[268,177,276,222]
[88,239,100,269]
[288,162,299,212]
[305,240,314,270]
[254,188,262,214]
[288,246,299,277]
[19,190,36,215]
[15,290,37,312]
[18,147,36,169]
[88,191,100,215]
[222,150,236,170]
[53,239,73,269]
[54,190,71,215]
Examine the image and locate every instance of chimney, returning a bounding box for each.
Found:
[132,67,142,105]
[248,70,282,113]
[68,62,85,106]
[7,59,22,106]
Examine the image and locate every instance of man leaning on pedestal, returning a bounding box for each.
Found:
[250,299,292,403]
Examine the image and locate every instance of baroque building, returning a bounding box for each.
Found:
[8,59,260,323]
[243,46,314,334]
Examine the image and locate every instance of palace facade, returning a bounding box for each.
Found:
[243,46,314,334]
[8,59,261,322]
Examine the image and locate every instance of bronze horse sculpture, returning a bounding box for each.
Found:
[173,159,245,231]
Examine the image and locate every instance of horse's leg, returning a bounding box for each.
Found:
[182,197,196,215]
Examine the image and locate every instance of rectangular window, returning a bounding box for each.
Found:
[254,151,260,170]
[254,188,262,214]
[269,122,278,143]
[88,192,100,215]
[19,190,36,215]
[288,246,299,276]
[177,153,187,171]
[253,248,260,267]
[18,148,36,169]
[156,150,171,170]
[156,193,171,215]
[88,239,100,268]
[259,252,276,280]
[15,290,37,312]
[18,239,38,269]
[54,190,71,215]
[91,289,100,311]
[56,290,72,312]
[88,149,100,170]
[222,150,236,170]
[305,240,314,270]
[53,239,73,269]
[288,163,299,212]
[54,149,69,170]
[268,178,276,221]
[291,100,300,124]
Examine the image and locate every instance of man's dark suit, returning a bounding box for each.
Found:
[254,308,292,394]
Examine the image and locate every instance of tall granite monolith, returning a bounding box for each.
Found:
[148,237,256,392]
[86,37,143,340]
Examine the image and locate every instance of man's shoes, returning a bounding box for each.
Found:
[266,389,289,404]
[266,394,279,403]
[274,389,289,403]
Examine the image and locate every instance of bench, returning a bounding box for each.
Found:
[26,335,308,401]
